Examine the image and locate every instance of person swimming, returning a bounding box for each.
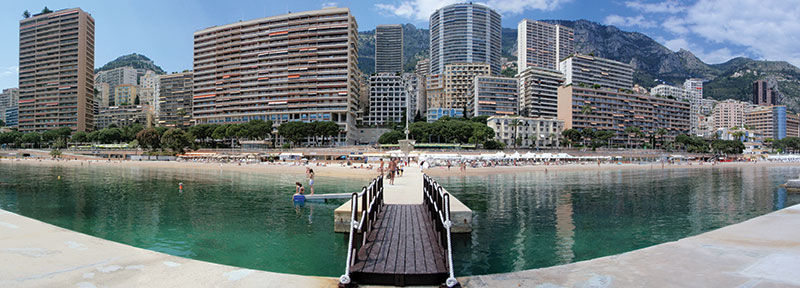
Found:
[306,168,315,195]
[293,182,305,202]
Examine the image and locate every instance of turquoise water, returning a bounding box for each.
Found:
[0,162,798,277]
[441,166,800,275]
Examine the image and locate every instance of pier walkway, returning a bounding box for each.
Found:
[337,166,466,287]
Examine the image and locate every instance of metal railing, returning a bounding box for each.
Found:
[339,174,384,286]
[423,174,459,287]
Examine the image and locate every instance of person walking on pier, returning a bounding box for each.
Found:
[388,158,397,185]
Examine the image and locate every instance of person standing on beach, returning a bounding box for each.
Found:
[306,168,315,195]
[380,158,385,175]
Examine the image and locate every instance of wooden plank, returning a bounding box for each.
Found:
[421,205,448,273]
[382,205,402,274]
[364,205,393,273]
[403,205,416,274]
[355,206,388,273]
[409,205,425,273]
[415,204,437,273]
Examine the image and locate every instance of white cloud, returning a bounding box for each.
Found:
[662,17,687,34]
[374,0,570,22]
[0,66,18,77]
[604,14,657,28]
[321,1,339,8]
[625,0,686,13]
[684,0,800,66]
[660,37,744,64]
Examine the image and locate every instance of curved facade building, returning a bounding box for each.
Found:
[429,3,501,75]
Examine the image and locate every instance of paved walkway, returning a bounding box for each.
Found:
[462,203,800,287]
[0,209,336,288]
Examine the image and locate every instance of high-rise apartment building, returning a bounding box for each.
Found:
[95,66,137,106]
[94,82,111,108]
[467,76,518,117]
[752,79,780,106]
[414,59,429,113]
[517,19,574,73]
[442,63,491,110]
[139,70,160,110]
[365,73,407,126]
[375,25,403,74]
[746,105,789,140]
[713,99,752,130]
[429,3,502,75]
[425,74,444,110]
[651,84,688,100]
[158,72,193,129]
[557,55,689,145]
[402,73,418,120]
[683,78,703,99]
[559,54,633,91]
[788,113,800,138]
[114,84,137,106]
[652,83,702,134]
[517,67,564,118]
[0,88,19,126]
[193,8,360,144]
[19,8,95,132]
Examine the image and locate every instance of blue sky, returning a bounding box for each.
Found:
[1,0,798,89]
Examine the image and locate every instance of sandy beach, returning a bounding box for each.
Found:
[0,158,379,180]
[2,157,797,179]
[422,161,800,176]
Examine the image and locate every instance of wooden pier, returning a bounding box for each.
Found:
[338,167,462,287]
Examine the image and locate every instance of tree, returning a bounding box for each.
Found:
[711,140,744,155]
[136,128,161,151]
[72,131,88,143]
[161,128,191,154]
[52,138,67,149]
[562,129,582,148]
[0,119,4,127]
[655,128,667,148]
[483,140,505,150]
[22,10,30,19]
[41,6,53,14]
[98,128,123,143]
[625,126,641,149]
[509,118,520,148]
[21,132,41,148]
[277,121,311,147]
[317,121,340,146]
[50,149,62,158]
[378,130,404,144]
[0,131,23,147]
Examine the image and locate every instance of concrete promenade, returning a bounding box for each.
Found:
[333,164,473,233]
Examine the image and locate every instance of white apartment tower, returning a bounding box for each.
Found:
[517,19,574,73]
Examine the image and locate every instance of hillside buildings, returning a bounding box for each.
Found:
[95,105,146,129]
[467,76,518,117]
[429,3,502,75]
[414,59,429,115]
[426,107,463,122]
[713,99,752,130]
[94,82,111,108]
[374,25,403,74]
[365,73,407,126]
[139,70,160,112]
[192,7,360,144]
[517,67,564,118]
[441,63,491,110]
[158,72,193,129]
[752,79,781,106]
[19,8,95,132]
[0,88,19,127]
[557,55,690,145]
[114,84,137,106]
[95,66,136,106]
[517,19,574,72]
[487,116,563,148]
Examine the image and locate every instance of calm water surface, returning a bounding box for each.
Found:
[0,162,798,277]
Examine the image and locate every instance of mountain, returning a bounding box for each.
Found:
[95,53,166,75]
[356,20,800,112]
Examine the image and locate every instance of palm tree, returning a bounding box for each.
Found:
[509,118,520,149]
[655,128,667,148]
[625,126,640,149]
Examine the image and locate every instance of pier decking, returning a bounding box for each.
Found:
[337,166,464,287]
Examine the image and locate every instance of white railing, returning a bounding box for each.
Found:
[423,174,459,287]
[339,175,383,285]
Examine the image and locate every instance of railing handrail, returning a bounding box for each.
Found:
[422,174,459,287]
[340,174,384,285]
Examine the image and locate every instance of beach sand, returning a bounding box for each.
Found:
[0,158,379,180]
[422,161,800,176]
[2,157,797,179]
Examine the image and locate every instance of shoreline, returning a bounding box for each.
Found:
[2,157,798,178]
[423,161,800,176]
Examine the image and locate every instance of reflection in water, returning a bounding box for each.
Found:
[443,166,800,276]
